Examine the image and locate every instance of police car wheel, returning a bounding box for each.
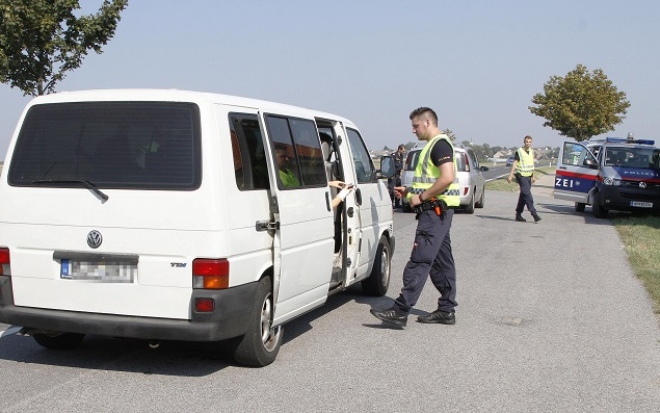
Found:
[592,194,608,218]
[232,276,282,367]
[33,332,85,350]
[575,202,586,212]
[362,236,391,297]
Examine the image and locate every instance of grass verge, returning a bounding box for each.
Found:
[614,216,660,314]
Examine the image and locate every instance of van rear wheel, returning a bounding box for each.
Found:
[33,332,85,350]
[475,187,485,209]
[575,202,586,212]
[232,276,282,367]
[464,192,475,214]
[361,236,391,296]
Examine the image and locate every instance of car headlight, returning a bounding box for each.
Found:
[603,177,622,186]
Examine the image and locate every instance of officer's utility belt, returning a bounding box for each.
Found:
[413,199,447,215]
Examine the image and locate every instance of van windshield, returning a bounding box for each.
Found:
[8,102,201,190]
[603,147,660,169]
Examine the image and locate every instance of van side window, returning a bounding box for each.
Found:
[345,128,375,184]
[265,115,325,189]
[229,114,269,190]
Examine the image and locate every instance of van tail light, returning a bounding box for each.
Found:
[192,258,229,289]
[462,153,471,172]
[0,248,10,276]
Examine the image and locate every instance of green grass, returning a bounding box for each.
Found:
[614,216,660,314]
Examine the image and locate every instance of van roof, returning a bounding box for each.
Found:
[25,88,355,126]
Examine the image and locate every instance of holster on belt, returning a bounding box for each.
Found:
[413,198,447,216]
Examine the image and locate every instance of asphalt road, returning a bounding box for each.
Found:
[1,178,659,412]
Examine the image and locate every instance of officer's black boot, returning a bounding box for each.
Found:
[532,212,542,223]
[515,214,526,222]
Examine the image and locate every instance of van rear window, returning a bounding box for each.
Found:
[8,102,201,190]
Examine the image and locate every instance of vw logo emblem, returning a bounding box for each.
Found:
[87,230,103,249]
[639,181,647,189]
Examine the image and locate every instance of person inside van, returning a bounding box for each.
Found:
[274,144,300,187]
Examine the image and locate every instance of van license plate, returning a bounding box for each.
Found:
[630,201,653,208]
[60,259,136,283]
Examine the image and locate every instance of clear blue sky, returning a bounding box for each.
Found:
[2,0,659,159]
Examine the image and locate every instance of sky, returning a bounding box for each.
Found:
[1,0,659,159]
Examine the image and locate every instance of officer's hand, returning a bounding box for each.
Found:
[393,186,406,199]
[506,175,513,183]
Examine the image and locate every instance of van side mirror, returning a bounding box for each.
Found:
[379,156,395,179]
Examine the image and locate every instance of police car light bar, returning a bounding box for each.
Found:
[605,137,655,145]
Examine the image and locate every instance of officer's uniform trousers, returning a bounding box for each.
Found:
[515,173,537,214]
[394,207,457,315]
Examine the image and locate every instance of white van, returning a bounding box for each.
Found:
[0,89,395,366]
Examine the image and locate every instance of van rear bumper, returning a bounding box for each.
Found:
[0,275,258,342]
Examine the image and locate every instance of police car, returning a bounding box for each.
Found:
[554,134,660,218]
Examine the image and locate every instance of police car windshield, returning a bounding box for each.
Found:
[604,147,660,169]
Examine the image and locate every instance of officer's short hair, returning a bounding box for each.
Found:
[409,107,438,125]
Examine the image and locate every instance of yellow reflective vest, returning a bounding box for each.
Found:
[407,134,460,207]
[516,147,535,177]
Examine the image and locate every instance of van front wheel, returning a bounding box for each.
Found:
[33,332,85,350]
[232,276,282,367]
[361,236,391,296]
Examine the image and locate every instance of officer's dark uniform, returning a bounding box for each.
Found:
[393,135,460,315]
[389,150,404,208]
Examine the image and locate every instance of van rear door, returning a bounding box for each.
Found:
[262,115,334,325]
[554,141,598,205]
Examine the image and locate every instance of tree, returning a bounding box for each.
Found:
[529,64,630,141]
[0,0,128,96]
[442,128,457,142]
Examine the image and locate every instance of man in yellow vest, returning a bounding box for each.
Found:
[370,107,459,327]
[507,135,541,223]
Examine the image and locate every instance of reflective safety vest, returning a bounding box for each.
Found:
[407,134,460,207]
[279,169,300,187]
[516,147,535,177]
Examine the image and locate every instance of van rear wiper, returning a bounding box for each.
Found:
[31,179,109,202]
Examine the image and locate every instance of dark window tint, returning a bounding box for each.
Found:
[9,102,201,189]
[404,150,421,171]
[229,114,269,190]
[346,128,375,184]
[265,115,325,189]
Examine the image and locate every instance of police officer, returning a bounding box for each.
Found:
[370,107,460,327]
[507,135,541,223]
[389,144,406,209]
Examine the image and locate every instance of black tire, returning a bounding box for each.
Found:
[361,235,391,296]
[32,332,85,350]
[592,193,608,218]
[575,202,586,212]
[464,191,475,214]
[475,187,485,209]
[232,276,282,367]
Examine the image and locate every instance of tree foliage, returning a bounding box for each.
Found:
[529,64,630,142]
[0,0,128,96]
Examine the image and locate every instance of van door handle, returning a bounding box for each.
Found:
[256,220,279,232]
[558,166,567,170]
[347,207,354,217]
